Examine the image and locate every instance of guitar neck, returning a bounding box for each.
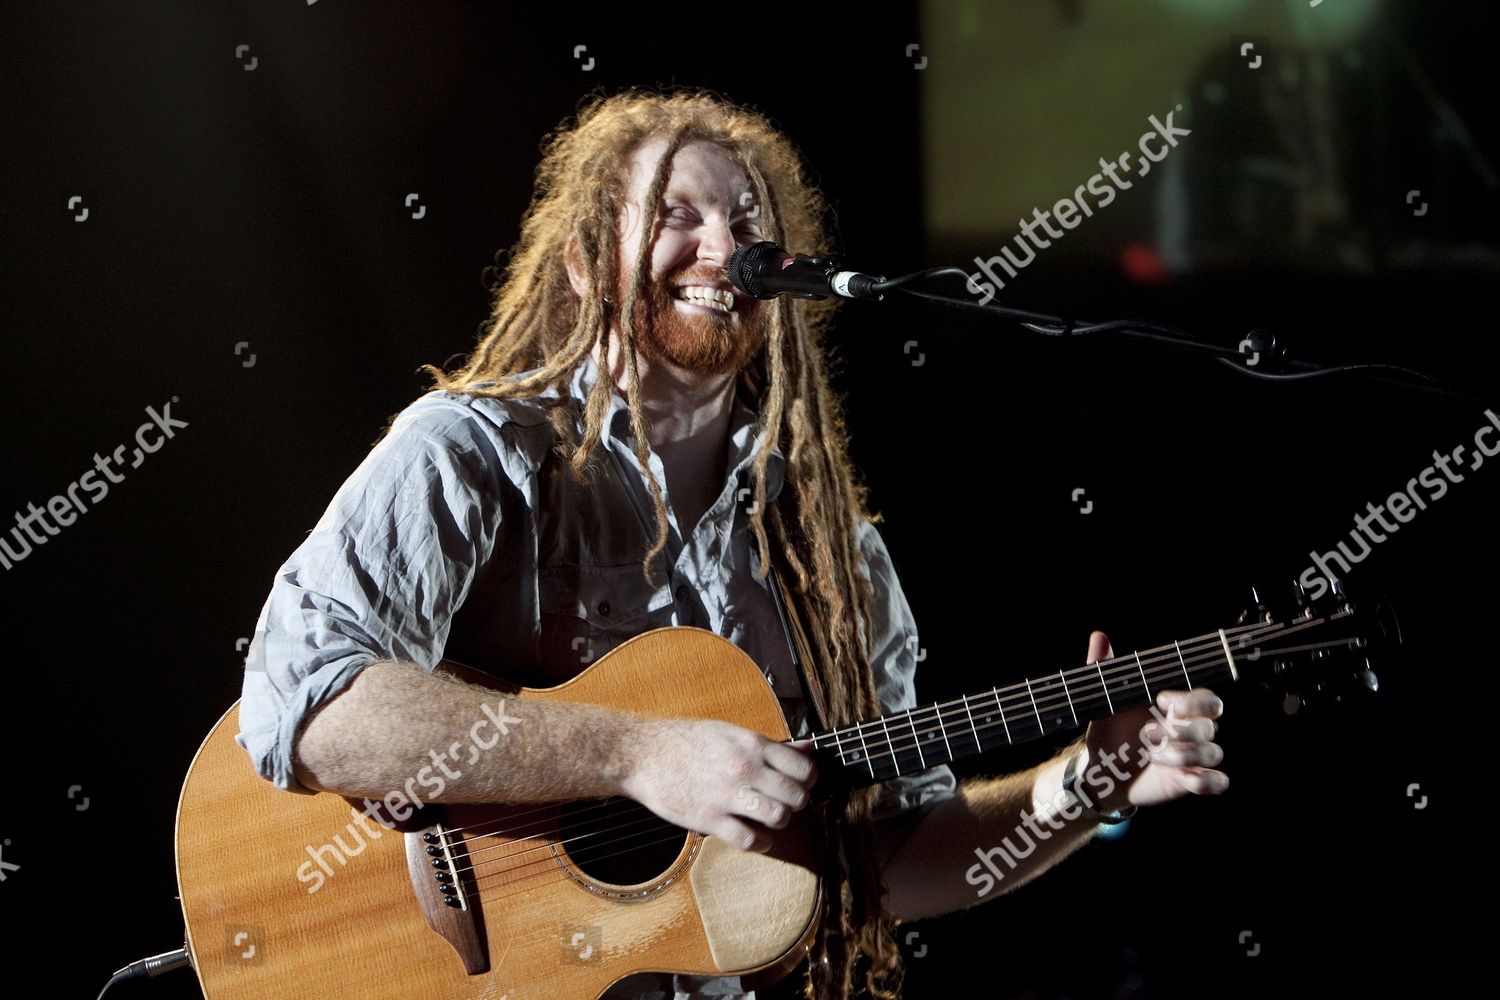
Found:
[808,623,1254,788]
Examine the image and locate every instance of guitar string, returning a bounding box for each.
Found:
[458,623,1358,887]
[442,639,1268,883]
[472,827,709,902]
[813,616,1327,751]
[423,629,1242,857]
[458,641,1242,900]
[451,810,696,882]
[443,634,1246,866]
[812,622,1288,764]
[833,616,1351,773]
[838,632,1356,775]
[416,615,1366,927]
[444,611,1350,863]
[448,632,1366,911]
[434,618,1307,847]
[439,796,640,847]
[451,807,675,871]
[434,619,1337,856]
[434,618,1292,844]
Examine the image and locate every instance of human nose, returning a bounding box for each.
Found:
[697,217,736,269]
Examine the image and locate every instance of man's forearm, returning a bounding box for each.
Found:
[292,659,645,804]
[880,742,1100,922]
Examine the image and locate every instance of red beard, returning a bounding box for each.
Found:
[617,266,766,376]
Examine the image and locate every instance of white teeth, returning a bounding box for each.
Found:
[675,286,733,312]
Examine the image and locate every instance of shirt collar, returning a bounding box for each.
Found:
[567,352,786,503]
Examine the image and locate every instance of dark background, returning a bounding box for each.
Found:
[3,1,1495,997]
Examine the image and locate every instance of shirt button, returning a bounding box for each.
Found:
[675,585,690,601]
[597,600,610,616]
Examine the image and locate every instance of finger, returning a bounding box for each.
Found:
[1141,716,1216,744]
[1086,630,1114,665]
[1174,767,1230,795]
[748,766,811,812]
[732,782,793,828]
[711,815,771,853]
[764,739,819,786]
[1141,740,1224,768]
[1154,688,1224,720]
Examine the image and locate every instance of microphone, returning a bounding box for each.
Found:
[726,241,885,301]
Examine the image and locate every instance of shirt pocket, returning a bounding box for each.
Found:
[536,562,676,674]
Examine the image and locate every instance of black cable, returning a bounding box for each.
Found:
[97,948,192,997]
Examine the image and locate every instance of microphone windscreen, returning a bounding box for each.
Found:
[727,240,786,299]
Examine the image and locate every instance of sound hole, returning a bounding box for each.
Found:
[558,798,689,887]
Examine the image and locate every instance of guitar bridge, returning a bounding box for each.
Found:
[405,816,488,974]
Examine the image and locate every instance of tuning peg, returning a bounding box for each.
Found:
[1330,575,1358,614]
[1251,586,1271,623]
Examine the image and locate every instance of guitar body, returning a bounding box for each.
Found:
[177,627,823,999]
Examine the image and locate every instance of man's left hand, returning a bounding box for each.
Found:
[1079,630,1229,812]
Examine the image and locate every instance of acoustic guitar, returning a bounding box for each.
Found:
[176,587,1397,998]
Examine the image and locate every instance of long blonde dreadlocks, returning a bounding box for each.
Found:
[420,86,906,999]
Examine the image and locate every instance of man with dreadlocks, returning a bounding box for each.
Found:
[238,87,1227,999]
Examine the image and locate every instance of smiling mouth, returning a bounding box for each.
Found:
[673,285,736,313]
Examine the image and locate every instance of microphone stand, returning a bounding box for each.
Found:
[857,266,1488,405]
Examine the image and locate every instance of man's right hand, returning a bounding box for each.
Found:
[620,718,819,853]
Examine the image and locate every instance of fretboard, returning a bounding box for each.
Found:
[808,624,1249,788]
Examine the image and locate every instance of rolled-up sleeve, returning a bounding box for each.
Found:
[854,519,958,823]
[237,397,505,792]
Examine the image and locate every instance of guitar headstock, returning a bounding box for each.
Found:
[1228,581,1402,714]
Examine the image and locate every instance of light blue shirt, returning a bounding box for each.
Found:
[237,352,955,999]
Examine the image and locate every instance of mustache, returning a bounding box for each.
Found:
[669,266,730,286]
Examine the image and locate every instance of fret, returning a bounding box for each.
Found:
[1135,651,1151,701]
[1059,669,1078,727]
[1092,652,1150,715]
[961,693,982,753]
[1174,640,1192,689]
[991,687,1012,744]
[852,722,875,780]
[906,710,927,769]
[816,728,840,779]
[933,702,954,763]
[1025,677,1042,732]
[827,728,851,782]
[945,694,983,761]
[1020,673,1073,737]
[878,715,902,778]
